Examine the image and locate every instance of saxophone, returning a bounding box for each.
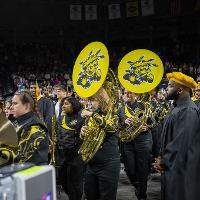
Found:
[49,115,57,165]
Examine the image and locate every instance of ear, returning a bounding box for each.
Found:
[25,103,31,111]
[177,87,183,94]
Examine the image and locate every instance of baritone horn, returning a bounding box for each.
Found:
[117,49,164,142]
[72,41,119,162]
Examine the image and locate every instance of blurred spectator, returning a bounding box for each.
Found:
[0,101,4,113]
[0,42,199,103]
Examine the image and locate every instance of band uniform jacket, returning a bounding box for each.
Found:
[57,111,84,150]
[0,112,49,165]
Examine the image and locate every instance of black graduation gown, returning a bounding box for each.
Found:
[194,99,200,108]
[185,124,200,200]
[160,96,200,200]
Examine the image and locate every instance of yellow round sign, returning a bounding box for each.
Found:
[72,42,109,98]
[118,49,164,93]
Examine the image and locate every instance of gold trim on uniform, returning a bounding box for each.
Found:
[61,115,75,131]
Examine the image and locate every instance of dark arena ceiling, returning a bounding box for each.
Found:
[0,0,199,44]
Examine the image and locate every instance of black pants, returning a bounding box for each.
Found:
[84,158,120,200]
[59,148,85,200]
[123,136,152,199]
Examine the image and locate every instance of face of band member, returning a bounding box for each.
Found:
[123,89,137,103]
[11,95,31,118]
[62,99,73,113]
[90,97,100,111]
[5,101,12,118]
[166,80,180,100]
[29,84,37,97]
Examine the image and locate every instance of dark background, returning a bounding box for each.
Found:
[0,0,200,97]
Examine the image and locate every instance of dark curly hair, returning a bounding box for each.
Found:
[61,96,82,113]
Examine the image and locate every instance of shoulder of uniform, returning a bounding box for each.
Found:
[26,125,46,135]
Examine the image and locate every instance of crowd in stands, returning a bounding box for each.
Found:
[1,42,200,101]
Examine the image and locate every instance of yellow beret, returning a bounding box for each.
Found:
[166,72,197,89]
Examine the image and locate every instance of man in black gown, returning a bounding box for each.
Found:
[153,72,200,200]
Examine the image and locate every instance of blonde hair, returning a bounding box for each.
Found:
[92,87,113,113]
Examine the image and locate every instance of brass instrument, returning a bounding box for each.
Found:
[0,113,18,166]
[119,94,156,142]
[78,71,119,162]
[49,116,57,165]
[153,101,170,124]
[79,115,106,162]
[0,113,18,146]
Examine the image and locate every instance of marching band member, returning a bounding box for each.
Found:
[0,91,48,164]
[151,89,170,161]
[72,42,120,200]
[81,87,120,200]
[119,90,152,200]
[57,96,84,200]
[117,49,164,200]
[4,98,12,118]
[193,83,200,108]
[2,95,16,121]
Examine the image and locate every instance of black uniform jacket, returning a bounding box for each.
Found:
[58,111,84,150]
[0,112,49,165]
